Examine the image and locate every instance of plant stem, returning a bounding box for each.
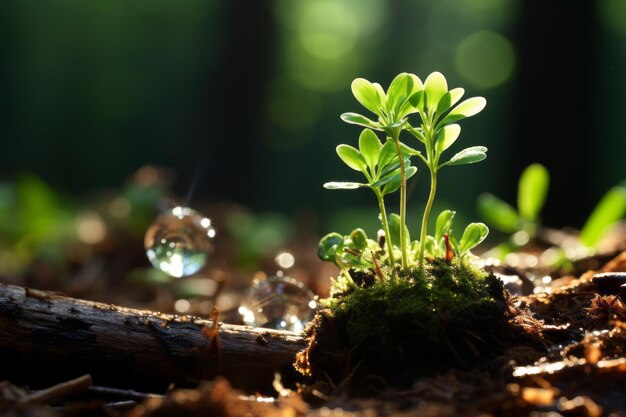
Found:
[392,136,408,270]
[342,269,357,289]
[375,190,395,266]
[418,166,437,270]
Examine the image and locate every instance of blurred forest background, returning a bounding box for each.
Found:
[0,0,625,304]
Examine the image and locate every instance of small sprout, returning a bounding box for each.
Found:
[518,163,550,223]
[478,163,550,261]
[424,210,488,259]
[580,183,626,248]
[459,223,489,254]
[478,163,549,239]
[480,165,626,262]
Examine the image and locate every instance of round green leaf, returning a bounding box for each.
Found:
[382,166,416,195]
[358,129,382,173]
[351,78,383,116]
[449,88,465,106]
[336,144,367,172]
[399,90,423,117]
[459,222,489,253]
[435,92,452,118]
[424,235,436,257]
[318,232,344,262]
[388,213,411,248]
[435,210,456,241]
[435,124,461,153]
[443,97,487,124]
[580,184,626,247]
[446,146,487,166]
[379,156,410,178]
[424,72,449,115]
[408,73,424,92]
[373,82,387,105]
[518,163,549,222]
[350,228,368,250]
[340,112,379,129]
[386,73,414,114]
[378,140,397,172]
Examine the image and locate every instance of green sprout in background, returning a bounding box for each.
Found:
[477,163,550,258]
[478,163,626,267]
[319,71,489,281]
[579,182,626,249]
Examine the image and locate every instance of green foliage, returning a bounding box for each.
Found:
[318,228,388,289]
[477,193,519,234]
[321,71,489,278]
[580,183,626,247]
[478,163,549,239]
[518,163,550,222]
[423,210,487,260]
[479,164,626,257]
[477,163,553,263]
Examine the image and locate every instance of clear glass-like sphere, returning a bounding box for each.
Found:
[144,206,216,278]
[239,274,317,333]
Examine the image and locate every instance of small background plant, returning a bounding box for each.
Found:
[478,164,626,269]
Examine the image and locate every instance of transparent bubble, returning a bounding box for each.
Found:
[239,273,317,332]
[144,206,216,278]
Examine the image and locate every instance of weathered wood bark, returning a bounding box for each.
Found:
[0,283,306,393]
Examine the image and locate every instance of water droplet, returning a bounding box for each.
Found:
[144,206,216,278]
[240,275,316,332]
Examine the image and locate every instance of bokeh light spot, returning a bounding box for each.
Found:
[455,31,515,89]
[599,0,626,36]
[297,1,358,59]
[109,197,131,219]
[275,251,295,269]
[76,211,107,244]
[174,299,191,314]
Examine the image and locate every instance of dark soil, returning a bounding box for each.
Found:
[5,251,626,416]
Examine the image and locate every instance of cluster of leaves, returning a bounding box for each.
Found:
[319,72,489,284]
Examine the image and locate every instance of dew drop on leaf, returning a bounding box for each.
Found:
[239,274,317,333]
[144,206,216,278]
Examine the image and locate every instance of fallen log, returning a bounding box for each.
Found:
[0,283,306,393]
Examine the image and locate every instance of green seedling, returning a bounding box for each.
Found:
[423,210,489,261]
[478,163,549,253]
[480,164,626,263]
[320,71,488,277]
[318,228,383,288]
[579,182,626,248]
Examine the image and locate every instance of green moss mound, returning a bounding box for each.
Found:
[296,258,542,384]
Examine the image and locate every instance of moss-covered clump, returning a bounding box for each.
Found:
[296,259,541,384]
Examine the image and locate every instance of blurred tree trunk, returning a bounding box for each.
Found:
[510,1,595,227]
[185,1,274,205]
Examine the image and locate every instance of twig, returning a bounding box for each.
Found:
[88,385,163,401]
[22,374,92,404]
[106,400,139,409]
